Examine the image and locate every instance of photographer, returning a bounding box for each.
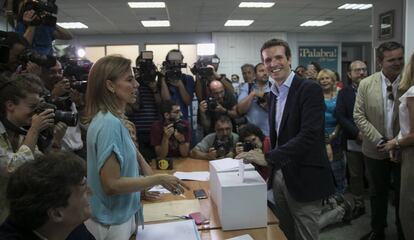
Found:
[150,100,190,158]
[0,31,27,75]
[127,51,170,160]
[39,60,83,154]
[15,0,72,55]
[163,49,194,120]
[235,123,271,180]
[193,54,234,102]
[190,115,238,160]
[237,63,271,136]
[198,80,238,134]
[0,73,65,223]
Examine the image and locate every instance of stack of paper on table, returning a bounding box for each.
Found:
[143,199,201,222]
[174,171,210,181]
[226,234,254,240]
[136,219,200,240]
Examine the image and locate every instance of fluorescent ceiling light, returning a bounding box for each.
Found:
[141,20,170,27]
[197,43,215,56]
[128,2,165,8]
[239,2,275,8]
[338,3,373,10]
[224,20,254,26]
[57,22,88,29]
[300,20,332,27]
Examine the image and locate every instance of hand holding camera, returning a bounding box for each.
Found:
[163,123,174,139]
[51,79,71,98]
[207,148,218,160]
[30,108,55,134]
[199,100,208,113]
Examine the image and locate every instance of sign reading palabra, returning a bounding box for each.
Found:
[298,46,339,72]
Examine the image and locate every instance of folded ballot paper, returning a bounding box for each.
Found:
[136,219,201,240]
[226,234,254,240]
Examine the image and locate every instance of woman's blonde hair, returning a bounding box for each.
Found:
[84,55,132,123]
[399,53,414,91]
[317,69,337,91]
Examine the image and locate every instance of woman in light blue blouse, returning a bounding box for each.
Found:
[83,55,188,240]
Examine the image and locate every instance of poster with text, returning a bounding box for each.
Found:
[298,46,338,72]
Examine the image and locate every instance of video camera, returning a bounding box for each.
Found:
[34,101,78,126]
[190,55,220,81]
[213,138,232,158]
[18,49,57,69]
[20,0,58,27]
[134,51,158,85]
[257,92,269,105]
[162,51,187,83]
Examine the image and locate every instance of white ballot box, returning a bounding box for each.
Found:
[216,170,267,231]
[209,158,255,203]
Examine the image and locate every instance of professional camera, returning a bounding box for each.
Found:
[257,92,269,105]
[242,141,255,152]
[0,31,9,65]
[18,50,57,68]
[34,101,78,126]
[20,0,58,26]
[173,119,188,135]
[60,57,92,93]
[206,97,218,111]
[134,51,158,85]
[213,139,232,158]
[190,55,220,80]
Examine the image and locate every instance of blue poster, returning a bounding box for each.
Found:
[298,46,338,72]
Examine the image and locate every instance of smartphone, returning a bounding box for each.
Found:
[193,189,207,199]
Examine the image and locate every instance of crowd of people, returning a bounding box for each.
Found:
[0,8,413,239]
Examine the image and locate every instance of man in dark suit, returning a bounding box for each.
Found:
[236,39,335,240]
[336,60,368,219]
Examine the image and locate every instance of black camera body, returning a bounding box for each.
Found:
[134,51,157,85]
[207,97,218,111]
[34,101,78,126]
[243,142,255,152]
[60,57,92,93]
[257,92,269,105]
[173,119,188,135]
[190,55,219,80]
[214,139,232,158]
[18,50,57,69]
[163,61,187,83]
[21,0,58,26]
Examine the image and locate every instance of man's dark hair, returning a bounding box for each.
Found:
[165,49,184,61]
[7,151,86,230]
[215,114,232,127]
[159,100,179,117]
[238,123,265,142]
[254,63,264,73]
[0,73,44,117]
[376,41,404,62]
[241,64,254,71]
[309,61,321,73]
[260,39,291,61]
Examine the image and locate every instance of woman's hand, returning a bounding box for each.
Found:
[30,109,55,133]
[156,174,190,195]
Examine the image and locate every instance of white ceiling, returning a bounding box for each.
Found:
[57,0,373,35]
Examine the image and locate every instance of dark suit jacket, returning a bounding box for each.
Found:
[267,75,335,202]
[335,85,359,150]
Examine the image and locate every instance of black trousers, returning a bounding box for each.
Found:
[364,156,403,237]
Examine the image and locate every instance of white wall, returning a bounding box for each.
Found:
[405,0,414,60]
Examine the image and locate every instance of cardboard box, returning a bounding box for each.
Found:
[209,158,255,203]
[216,171,267,231]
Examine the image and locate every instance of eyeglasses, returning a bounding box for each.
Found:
[386,85,394,101]
[352,68,367,73]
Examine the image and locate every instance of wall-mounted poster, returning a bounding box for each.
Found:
[298,46,339,72]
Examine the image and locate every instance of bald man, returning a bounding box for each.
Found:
[336,60,368,219]
[198,80,238,133]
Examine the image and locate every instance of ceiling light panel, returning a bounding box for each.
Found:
[57,22,88,29]
[141,20,170,27]
[239,2,275,8]
[224,20,254,26]
[338,4,373,10]
[300,20,332,27]
[128,2,166,8]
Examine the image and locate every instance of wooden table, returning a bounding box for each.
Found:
[142,158,285,239]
